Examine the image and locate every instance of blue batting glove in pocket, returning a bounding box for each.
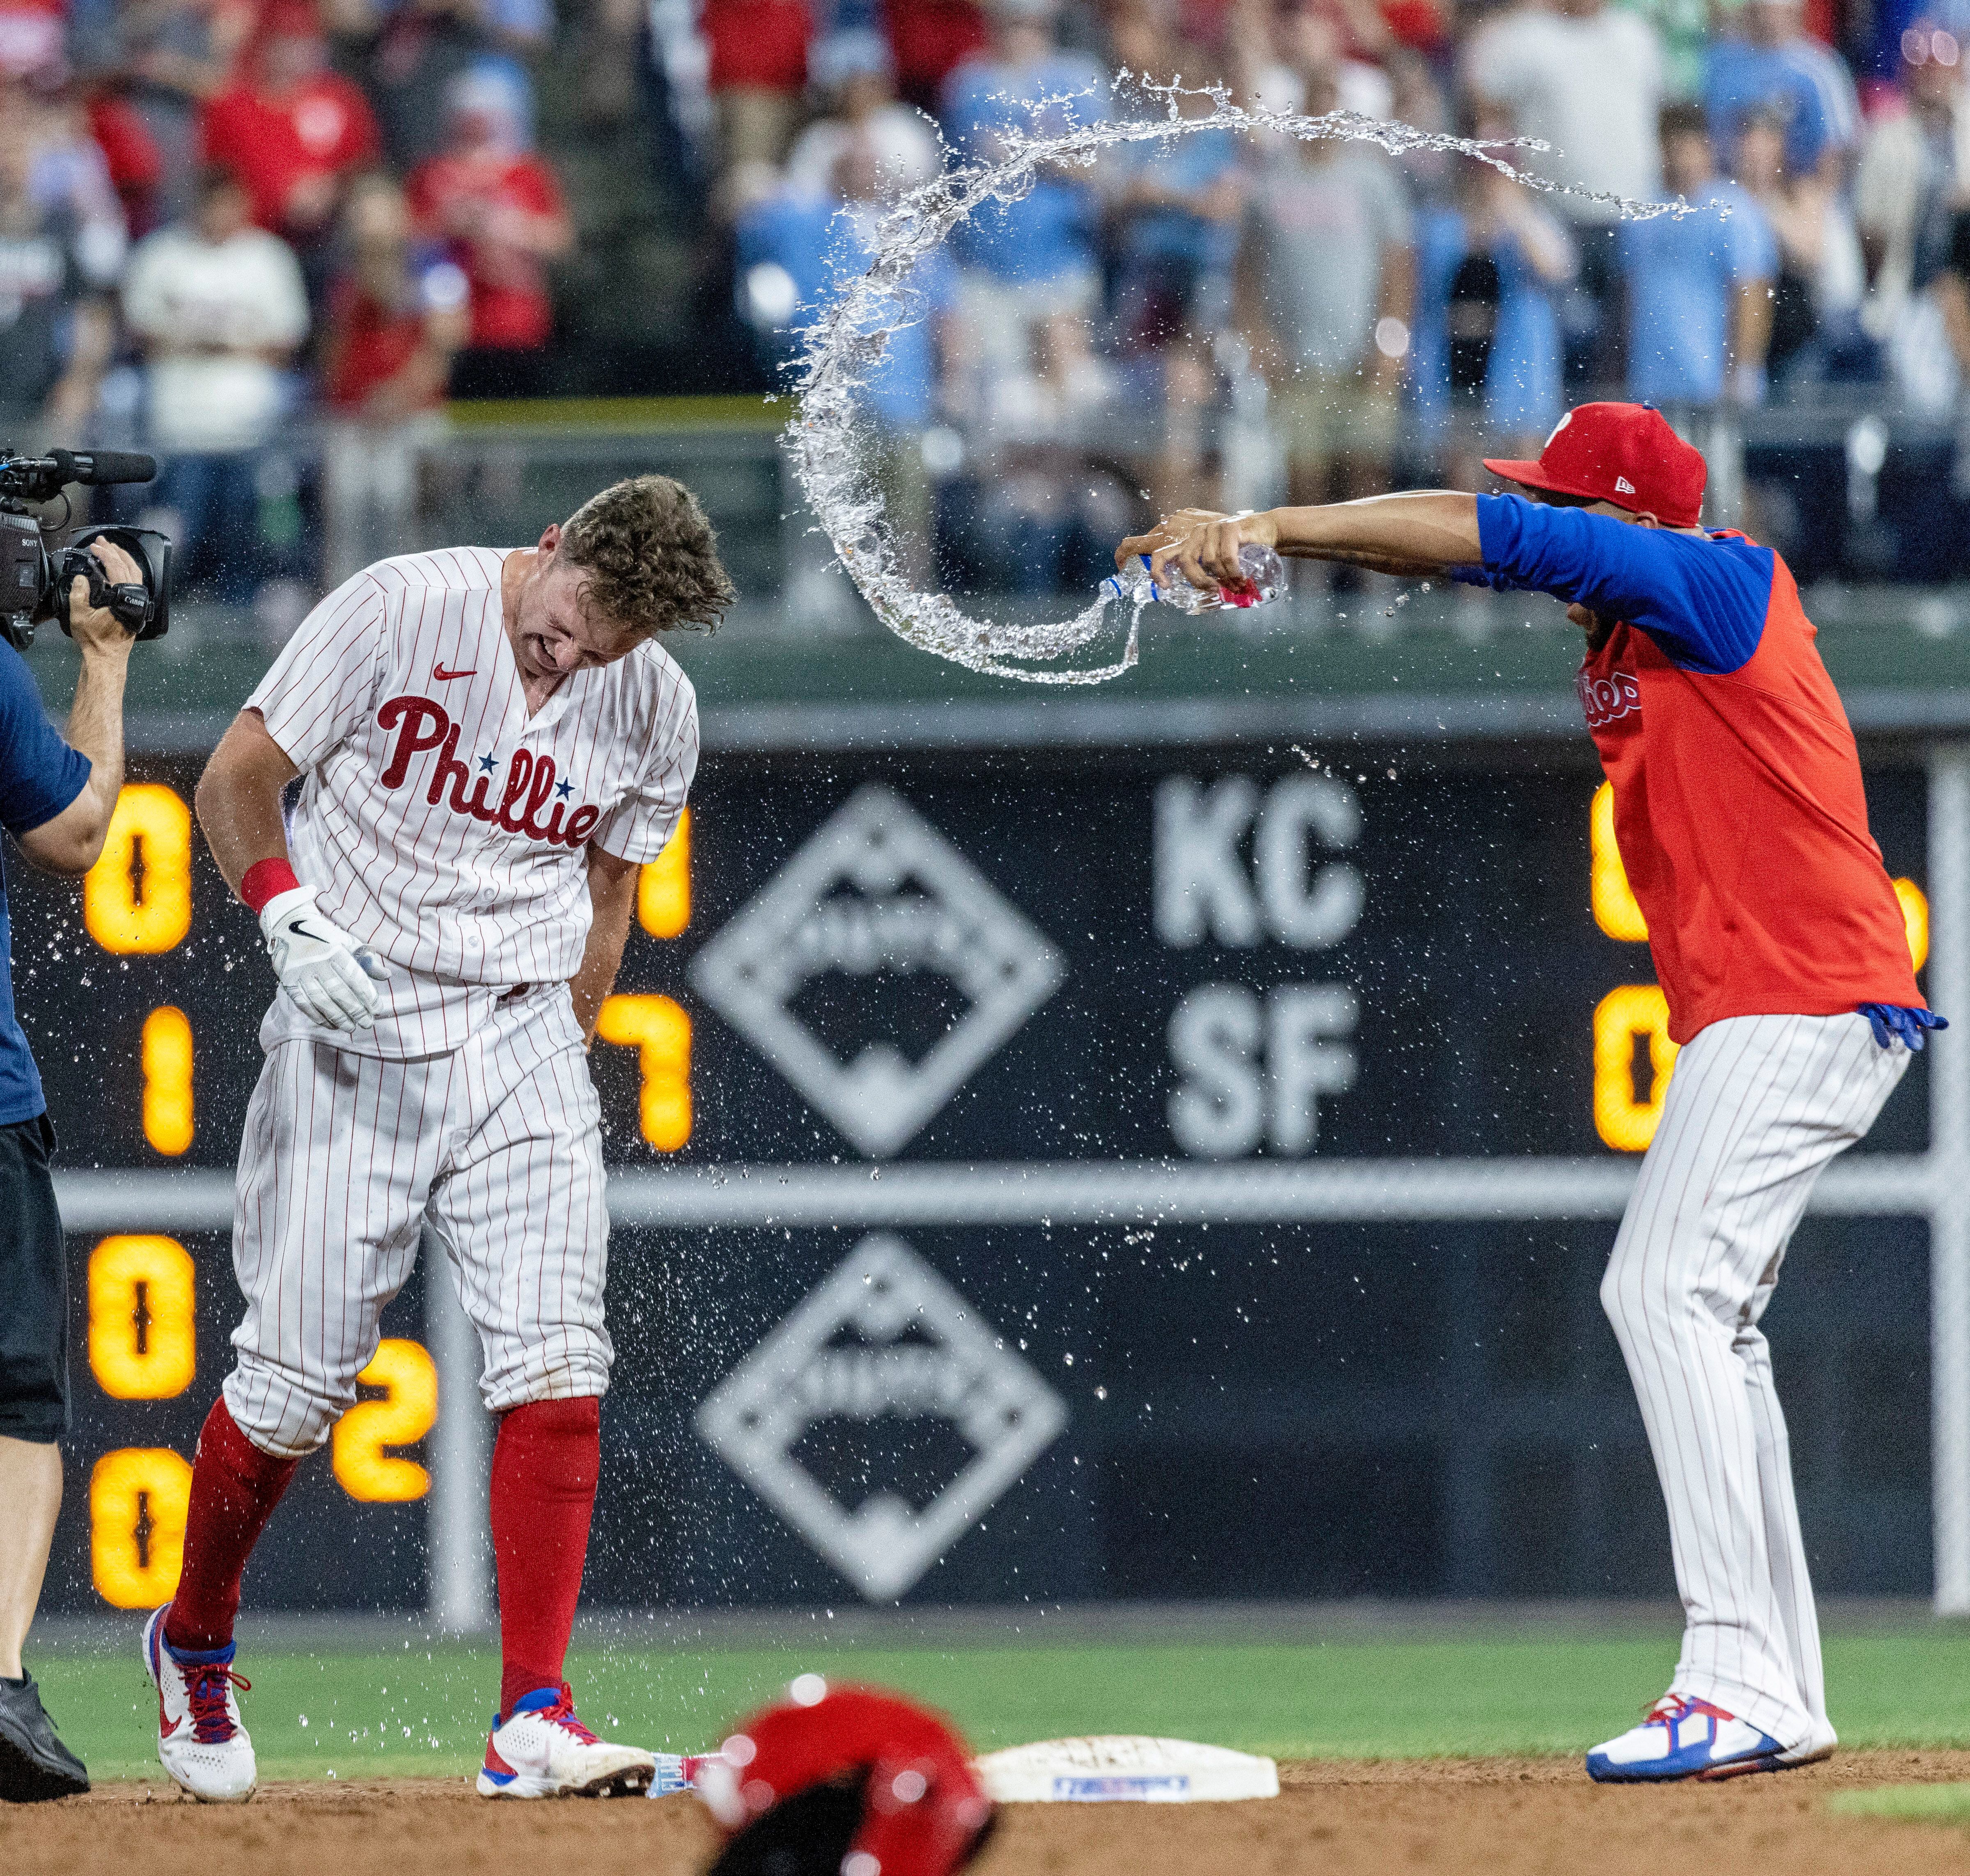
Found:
[1858,1003,1949,1050]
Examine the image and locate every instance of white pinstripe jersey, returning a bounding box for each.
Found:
[247,546,698,1058]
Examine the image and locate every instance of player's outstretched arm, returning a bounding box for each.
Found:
[1117,493,1484,595]
[571,845,640,1044]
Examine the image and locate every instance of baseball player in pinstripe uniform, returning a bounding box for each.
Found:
[142,477,733,1803]
[1122,402,1943,1782]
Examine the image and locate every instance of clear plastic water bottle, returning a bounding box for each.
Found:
[1103,540,1287,614]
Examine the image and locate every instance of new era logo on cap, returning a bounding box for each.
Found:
[1483,403,1707,527]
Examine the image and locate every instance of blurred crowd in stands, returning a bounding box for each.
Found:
[9,0,1970,603]
[720,0,1970,587]
[0,0,566,605]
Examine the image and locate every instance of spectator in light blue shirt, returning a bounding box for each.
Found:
[733,168,842,374]
[1623,101,1780,406]
[736,137,957,578]
[1411,152,1576,471]
[1704,0,1860,183]
[1110,118,1243,349]
[938,0,1107,376]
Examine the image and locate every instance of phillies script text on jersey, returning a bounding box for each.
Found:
[376,695,602,849]
[1577,667,1641,729]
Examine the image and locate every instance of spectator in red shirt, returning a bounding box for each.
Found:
[320,170,468,581]
[405,66,569,393]
[882,0,988,115]
[700,0,812,168]
[199,0,379,253]
[84,87,165,234]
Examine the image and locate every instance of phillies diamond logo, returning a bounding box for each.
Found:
[688,783,1065,1157]
[695,1234,1068,1600]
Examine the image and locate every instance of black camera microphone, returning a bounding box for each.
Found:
[46,449,157,487]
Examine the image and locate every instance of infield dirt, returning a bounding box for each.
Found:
[8,1749,1970,1875]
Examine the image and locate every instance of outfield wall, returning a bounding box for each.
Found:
[29,727,1968,1621]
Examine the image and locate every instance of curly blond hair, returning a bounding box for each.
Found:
[559,474,737,634]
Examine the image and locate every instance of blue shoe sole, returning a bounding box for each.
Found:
[1586,1748,1786,1784]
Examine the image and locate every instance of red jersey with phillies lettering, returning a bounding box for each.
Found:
[1473,495,1918,1043]
[246,547,697,1057]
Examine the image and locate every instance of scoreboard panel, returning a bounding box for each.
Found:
[26,745,1938,1612]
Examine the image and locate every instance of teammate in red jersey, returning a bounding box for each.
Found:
[1121,402,1942,1783]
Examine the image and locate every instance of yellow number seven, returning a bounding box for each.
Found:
[333,1339,438,1502]
[89,1235,195,1399]
[85,784,192,954]
[594,994,692,1150]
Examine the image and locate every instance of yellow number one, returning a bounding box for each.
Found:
[594,993,693,1149]
[1594,985,1681,1152]
[85,784,192,954]
[89,1235,196,1399]
[333,1339,438,1502]
[639,809,690,938]
[90,1447,193,1609]
[142,1006,194,1155]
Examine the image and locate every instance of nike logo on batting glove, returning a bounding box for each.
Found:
[259,885,388,1033]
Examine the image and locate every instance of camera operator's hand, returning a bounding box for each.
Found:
[67,539,142,660]
[17,541,141,874]
[259,886,390,1031]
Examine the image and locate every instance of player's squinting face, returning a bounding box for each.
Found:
[514,555,644,681]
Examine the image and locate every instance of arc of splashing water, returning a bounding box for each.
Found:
[786,78,1696,687]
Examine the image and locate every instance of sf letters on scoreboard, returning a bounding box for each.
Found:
[375,695,602,849]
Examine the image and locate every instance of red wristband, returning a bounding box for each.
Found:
[240,858,301,914]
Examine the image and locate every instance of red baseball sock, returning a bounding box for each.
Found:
[165,1398,301,1654]
[491,1396,601,1718]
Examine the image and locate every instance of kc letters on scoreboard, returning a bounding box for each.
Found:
[1155,773,1363,1158]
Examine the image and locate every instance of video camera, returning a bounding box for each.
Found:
[0,448,172,652]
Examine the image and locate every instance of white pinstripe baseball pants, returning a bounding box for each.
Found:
[1602,1011,1910,1748]
[222,985,612,1459]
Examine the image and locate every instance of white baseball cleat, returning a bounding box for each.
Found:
[142,1607,257,1803]
[476,1684,664,1798]
[1586,1693,1825,1783]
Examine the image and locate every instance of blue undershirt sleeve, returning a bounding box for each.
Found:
[1469,492,1775,675]
[0,642,90,835]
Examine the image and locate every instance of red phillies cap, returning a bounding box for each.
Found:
[1484,403,1707,527]
[697,1684,994,1876]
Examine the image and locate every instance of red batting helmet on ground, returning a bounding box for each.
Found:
[696,1683,994,1876]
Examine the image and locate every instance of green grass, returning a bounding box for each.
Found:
[41,1627,1970,1786]
[1832,1782,1970,1824]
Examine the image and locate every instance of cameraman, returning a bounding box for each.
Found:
[0,540,142,1803]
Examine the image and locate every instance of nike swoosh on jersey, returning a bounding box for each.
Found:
[433,665,477,680]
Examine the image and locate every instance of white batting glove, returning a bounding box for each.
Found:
[259,886,389,1032]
